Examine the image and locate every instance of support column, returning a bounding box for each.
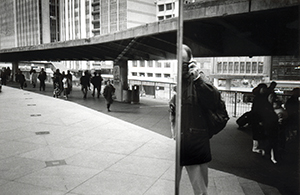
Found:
[225,79,231,90]
[213,78,219,87]
[11,61,19,81]
[113,60,128,101]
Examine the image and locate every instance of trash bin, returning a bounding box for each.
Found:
[123,90,132,103]
[132,85,140,103]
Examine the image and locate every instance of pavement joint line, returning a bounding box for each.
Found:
[30,114,42,117]
[45,160,67,167]
[35,131,50,135]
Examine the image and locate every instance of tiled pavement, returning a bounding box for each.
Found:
[0,86,281,195]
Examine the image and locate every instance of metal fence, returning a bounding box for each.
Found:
[128,79,294,118]
[220,90,252,118]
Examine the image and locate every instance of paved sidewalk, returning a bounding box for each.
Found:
[0,86,281,195]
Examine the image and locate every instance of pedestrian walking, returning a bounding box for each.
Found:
[103,80,115,112]
[251,83,279,163]
[52,69,62,97]
[80,70,91,99]
[16,69,26,89]
[1,67,8,86]
[62,75,70,99]
[169,44,220,195]
[91,72,103,98]
[38,68,47,91]
[30,69,38,88]
[272,99,288,151]
[5,67,11,82]
[66,70,73,94]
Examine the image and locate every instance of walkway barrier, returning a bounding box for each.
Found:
[220,90,252,118]
[127,79,293,118]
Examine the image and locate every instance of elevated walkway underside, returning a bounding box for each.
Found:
[0,1,299,62]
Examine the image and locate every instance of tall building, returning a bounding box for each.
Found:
[60,0,156,71]
[156,0,178,21]
[91,0,156,36]
[0,0,59,49]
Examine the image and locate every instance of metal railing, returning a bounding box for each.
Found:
[220,90,252,118]
[127,79,293,118]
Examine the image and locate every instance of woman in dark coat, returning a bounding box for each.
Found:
[103,80,115,112]
[251,83,279,163]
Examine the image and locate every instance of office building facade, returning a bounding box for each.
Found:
[0,0,59,49]
[60,0,156,71]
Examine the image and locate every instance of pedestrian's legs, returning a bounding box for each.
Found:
[41,81,45,91]
[185,164,208,195]
[81,86,87,98]
[97,86,100,98]
[92,86,95,97]
[270,138,279,164]
[107,104,111,112]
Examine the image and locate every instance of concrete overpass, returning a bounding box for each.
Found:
[0,0,299,99]
[1,0,299,61]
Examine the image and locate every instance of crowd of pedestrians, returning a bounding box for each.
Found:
[240,81,299,164]
[0,67,11,86]
[49,69,115,111]
[1,67,112,106]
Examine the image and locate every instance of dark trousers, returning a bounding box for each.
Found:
[92,86,101,98]
[82,86,88,98]
[40,81,45,91]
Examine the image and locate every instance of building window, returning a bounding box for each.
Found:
[258,62,263,73]
[234,62,239,73]
[148,61,153,67]
[139,72,145,77]
[93,22,100,29]
[156,62,162,68]
[155,73,162,77]
[246,62,251,73]
[93,14,100,20]
[140,61,145,67]
[158,4,164,12]
[164,74,171,78]
[165,15,172,19]
[240,62,245,73]
[200,62,204,69]
[164,62,171,68]
[147,73,153,77]
[132,61,137,67]
[166,3,172,10]
[217,62,222,73]
[228,62,233,73]
[252,62,257,73]
[94,4,100,11]
[158,16,164,20]
[93,31,100,36]
[222,62,227,73]
[132,72,137,76]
